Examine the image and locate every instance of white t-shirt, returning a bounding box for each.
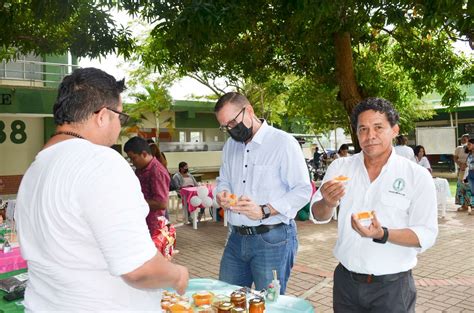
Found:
[15,139,160,311]
[310,150,438,275]
[417,156,431,170]
[394,145,416,162]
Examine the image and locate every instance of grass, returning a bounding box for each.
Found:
[448,179,457,197]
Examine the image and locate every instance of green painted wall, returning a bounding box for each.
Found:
[43,55,69,88]
[175,112,219,128]
[43,117,56,142]
[0,86,57,114]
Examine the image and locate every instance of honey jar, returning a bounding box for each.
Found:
[167,301,193,313]
[217,301,235,312]
[231,308,247,313]
[212,294,230,310]
[196,304,213,313]
[248,298,265,313]
[192,291,214,306]
[230,290,247,309]
[161,301,171,311]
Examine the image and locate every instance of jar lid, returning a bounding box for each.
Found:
[218,301,235,310]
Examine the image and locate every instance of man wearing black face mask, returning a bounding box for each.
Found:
[214,92,312,294]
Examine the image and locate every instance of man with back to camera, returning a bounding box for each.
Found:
[15,68,188,311]
[310,98,438,312]
[124,136,171,229]
[214,92,312,294]
[394,134,416,162]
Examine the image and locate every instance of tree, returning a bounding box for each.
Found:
[122,0,473,149]
[0,1,134,60]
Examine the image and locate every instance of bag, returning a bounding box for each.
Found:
[151,216,176,258]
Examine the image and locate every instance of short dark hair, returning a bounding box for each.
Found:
[396,135,408,145]
[338,144,349,153]
[124,136,151,155]
[413,145,426,157]
[53,67,126,125]
[215,92,249,113]
[350,97,399,130]
[178,161,188,169]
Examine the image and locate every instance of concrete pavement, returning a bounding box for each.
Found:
[169,203,474,312]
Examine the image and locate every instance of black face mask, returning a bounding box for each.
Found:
[182,168,189,174]
[228,121,253,143]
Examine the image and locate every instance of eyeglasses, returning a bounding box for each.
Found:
[219,107,246,132]
[95,107,130,126]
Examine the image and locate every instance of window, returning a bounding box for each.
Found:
[190,131,202,143]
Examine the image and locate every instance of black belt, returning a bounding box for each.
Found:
[232,223,285,235]
[340,264,410,284]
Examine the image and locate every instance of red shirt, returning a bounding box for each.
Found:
[135,157,170,234]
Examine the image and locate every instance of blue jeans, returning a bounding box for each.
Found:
[218,220,298,294]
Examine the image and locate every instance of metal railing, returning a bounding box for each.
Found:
[160,142,225,152]
[0,59,79,86]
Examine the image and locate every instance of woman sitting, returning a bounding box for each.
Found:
[172,162,198,189]
[414,145,432,172]
[172,162,203,221]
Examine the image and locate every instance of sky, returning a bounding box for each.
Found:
[78,10,215,101]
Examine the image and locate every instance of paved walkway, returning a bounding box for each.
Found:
[169,203,474,312]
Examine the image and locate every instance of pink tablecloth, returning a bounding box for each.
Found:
[180,185,214,213]
[0,247,27,274]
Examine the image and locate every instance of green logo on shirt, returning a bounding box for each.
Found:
[393,178,405,192]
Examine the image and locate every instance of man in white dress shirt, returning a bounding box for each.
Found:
[310,97,438,312]
[215,92,312,294]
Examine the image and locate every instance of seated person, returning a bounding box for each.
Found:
[172,162,198,189]
[172,162,204,221]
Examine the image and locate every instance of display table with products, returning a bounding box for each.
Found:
[0,248,27,274]
[174,278,315,312]
[0,273,314,312]
[0,269,27,312]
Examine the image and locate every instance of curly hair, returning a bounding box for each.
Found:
[350,97,399,130]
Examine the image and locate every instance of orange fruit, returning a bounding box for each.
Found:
[229,194,238,206]
[356,211,373,220]
[334,175,350,182]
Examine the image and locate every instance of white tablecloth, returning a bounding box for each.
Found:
[433,178,451,218]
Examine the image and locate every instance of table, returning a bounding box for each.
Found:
[0,274,314,313]
[433,177,451,218]
[0,248,26,275]
[0,269,26,312]
[181,278,314,312]
[180,185,227,230]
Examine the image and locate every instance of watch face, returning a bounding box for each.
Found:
[262,205,271,218]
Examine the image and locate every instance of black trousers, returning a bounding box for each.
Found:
[333,263,416,313]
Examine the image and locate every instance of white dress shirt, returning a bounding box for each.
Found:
[394,145,416,162]
[216,121,312,226]
[310,149,438,275]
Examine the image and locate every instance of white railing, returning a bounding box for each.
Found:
[0,59,79,86]
[160,142,225,152]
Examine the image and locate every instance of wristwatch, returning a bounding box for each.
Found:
[373,227,389,244]
[260,205,271,219]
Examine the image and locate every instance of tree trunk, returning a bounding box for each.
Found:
[334,32,363,152]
